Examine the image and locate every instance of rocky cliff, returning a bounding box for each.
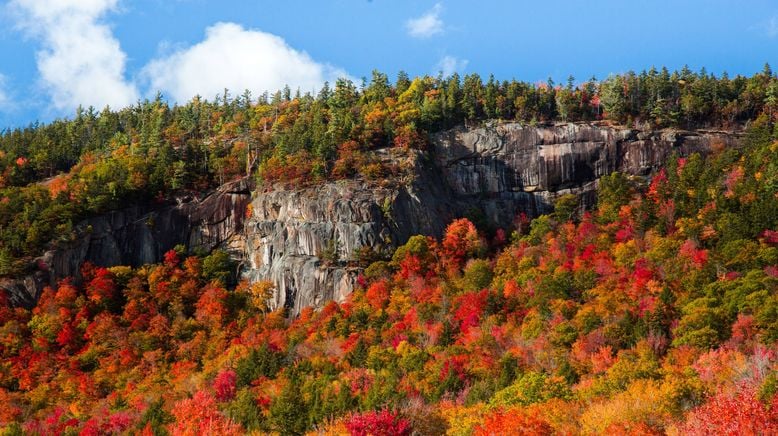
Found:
[0,122,741,313]
[239,123,740,314]
[0,179,252,308]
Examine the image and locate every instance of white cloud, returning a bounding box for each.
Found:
[143,22,347,103]
[765,15,778,38]
[435,55,468,77]
[406,3,444,38]
[9,0,139,113]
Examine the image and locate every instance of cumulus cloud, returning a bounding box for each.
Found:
[9,0,139,112]
[435,55,468,77]
[406,3,444,38]
[143,22,347,103]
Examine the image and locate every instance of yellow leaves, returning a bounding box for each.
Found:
[387,291,412,318]
[394,340,414,357]
[579,379,672,434]
[439,402,488,436]
[108,265,133,282]
[675,217,702,241]
[613,240,639,267]
[520,310,544,340]
[306,419,349,436]
[247,280,275,314]
[68,401,82,418]
[363,104,388,126]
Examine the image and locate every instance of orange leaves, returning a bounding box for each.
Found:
[169,390,242,436]
[195,282,229,327]
[590,345,616,374]
[442,218,483,270]
[47,174,70,199]
[365,279,390,310]
[647,168,670,204]
[503,279,521,299]
[259,151,318,185]
[474,408,553,436]
[393,125,426,150]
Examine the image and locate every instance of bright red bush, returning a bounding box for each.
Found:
[213,369,237,402]
[677,387,778,436]
[345,410,411,436]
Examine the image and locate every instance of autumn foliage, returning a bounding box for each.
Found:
[1,101,778,435]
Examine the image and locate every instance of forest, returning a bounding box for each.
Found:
[0,65,776,275]
[0,66,777,434]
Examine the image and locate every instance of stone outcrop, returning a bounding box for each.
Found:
[242,152,450,312]
[1,179,252,308]
[0,122,742,313]
[238,123,740,314]
[432,122,739,222]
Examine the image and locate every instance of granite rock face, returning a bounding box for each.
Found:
[1,123,741,313]
[242,154,451,313]
[1,179,252,308]
[433,122,739,220]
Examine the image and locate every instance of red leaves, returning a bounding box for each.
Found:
[55,322,77,348]
[453,290,488,336]
[723,165,745,198]
[213,369,237,402]
[344,368,375,396]
[676,157,688,174]
[678,386,778,435]
[647,168,670,204]
[398,254,424,280]
[341,332,362,354]
[590,345,616,374]
[762,229,778,245]
[85,268,117,306]
[163,249,180,267]
[439,355,469,383]
[680,240,708,268]
[345,410,411,436]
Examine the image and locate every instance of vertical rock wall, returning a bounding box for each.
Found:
[1,123,742,313]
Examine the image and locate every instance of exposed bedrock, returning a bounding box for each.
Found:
[1,123,741,312]
[1,179,252,308]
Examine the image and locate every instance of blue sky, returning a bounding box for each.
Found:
[0,0,776,128]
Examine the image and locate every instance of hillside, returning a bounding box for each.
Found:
[0,68,777,434]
